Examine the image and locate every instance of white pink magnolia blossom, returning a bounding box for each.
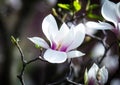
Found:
[85,0,120,39]
[87,63,108,85]
[28,14,85,63]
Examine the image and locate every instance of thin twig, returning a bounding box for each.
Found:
[14,39,26,85]
[11,37,47,85]
[99,41,117,64]
[86,34,116,65]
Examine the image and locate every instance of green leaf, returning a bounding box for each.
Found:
[86,0,91,11]
[87,13,103,20]
[84,69,88,85]
[73,0,81,12]
[89,4,99,9]
[11,36,17,45]
[58,3,71,10]
[35,44,41,48]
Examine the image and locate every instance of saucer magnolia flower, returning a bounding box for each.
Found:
[85,0,120,39]
[28,14,85,63]
[85,63,108,85]
[102,0,120,39]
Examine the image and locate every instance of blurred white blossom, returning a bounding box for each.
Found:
[102,55,119,74]
[6,0,22,10]
[91,42,105,58]
[111,79,120,85]
[85,0,120,39]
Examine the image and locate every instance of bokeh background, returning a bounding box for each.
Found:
[0,0,120,85]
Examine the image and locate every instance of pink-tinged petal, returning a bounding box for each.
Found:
[67,23,85,51]
[99,66,108,84]
[43,49,67,63]
[60,28,75,50]
[42,14,58,43]
[86,21,114,30]
[67,50,85,58]
[116,2,120,19]
[101,0,118,26]
[28,37,49,49]
[55,23,69,44]
[88,63,99,80]
[51,41,57,50]
[112,23,120,39]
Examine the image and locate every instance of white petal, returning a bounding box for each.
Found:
[67,23,85,51]
[55,23,69,43]
[99,66,108,84]
[28,37,49,49]
[60,27,75,49]
[88,63,99,80]
[43,49,67,63]
[42,14,58,43]
[116,2,120,19]
[101,0,118,26]
[86,21,114,30]
[67,50,85,58]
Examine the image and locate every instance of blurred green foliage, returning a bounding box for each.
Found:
[58,0,81,14]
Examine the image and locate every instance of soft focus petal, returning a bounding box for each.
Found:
[43,49,67,63]
[85,21,114,30]
[99,66,108,84]
[111,79,120,85]
[88,63,99,80]
[55,23,69,43]
[67,50,85,58]
[42,14,58,42]
[67,23,85,51]
[102,55,119,74]
[118,23,120,39]
[28,37,49,49]
[112,23,120,39]
[91,42,105,58]
[101,0,118,25]
[116,2,120,19]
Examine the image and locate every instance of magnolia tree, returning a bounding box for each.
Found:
[11,0,120,85]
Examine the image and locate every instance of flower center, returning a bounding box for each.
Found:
[56,44,61,51]
[96,69,101,81]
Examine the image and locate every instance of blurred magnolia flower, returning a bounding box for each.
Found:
[46,0,57,6]
[84,63,108,85]
[91,42,105,58]
[102,55,119,74]
[6,0,22,10]
[102,0,120,39]
[68,22,97,35]
[85,0,120,39]
[28,14,85,63]
[111,78,120,85]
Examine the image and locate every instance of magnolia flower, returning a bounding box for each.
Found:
[85,0,120,39]
[102,0,120,39]
[28,14,85,63]
[85,63,108,85]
